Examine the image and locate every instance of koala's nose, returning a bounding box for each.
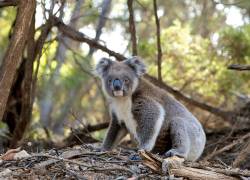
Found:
[113,79,122,90]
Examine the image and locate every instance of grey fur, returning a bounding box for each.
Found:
[95,56,206,161]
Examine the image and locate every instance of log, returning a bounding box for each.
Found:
[170,167,238,180]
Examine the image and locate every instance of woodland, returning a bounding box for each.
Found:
[0,0,250,179]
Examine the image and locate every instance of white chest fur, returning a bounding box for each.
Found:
[109,98,138,140]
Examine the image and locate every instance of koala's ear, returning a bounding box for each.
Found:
[124,56,146,77]
[95,58,113,77]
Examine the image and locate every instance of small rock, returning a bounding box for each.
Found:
[0,168,12,178]
[14,150,31,160]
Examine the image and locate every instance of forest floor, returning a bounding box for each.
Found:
[0,128,250,180]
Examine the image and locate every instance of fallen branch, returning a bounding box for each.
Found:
[228,64,250,71]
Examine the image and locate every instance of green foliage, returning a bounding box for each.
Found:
[0,7,16,59]
[218,25,250,63]
[139,20,249,104]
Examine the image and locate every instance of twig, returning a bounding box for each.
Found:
[232,139,250,167]
[228,64,250,71]
[127,0,137,55]
[0,0,18,7]
[214,0,245,6]
[153,0,163,82]
[32,154,134,174]
[204,132,250,160]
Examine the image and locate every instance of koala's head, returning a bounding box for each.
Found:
[95,56,146,98]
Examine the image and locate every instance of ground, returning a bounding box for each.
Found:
[0,128,250,179]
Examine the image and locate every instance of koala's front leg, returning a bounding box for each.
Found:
[102,113,127,151]
[132,98,163,151]
[165,118,190,159]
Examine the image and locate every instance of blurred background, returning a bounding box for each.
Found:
[0,0,249,153]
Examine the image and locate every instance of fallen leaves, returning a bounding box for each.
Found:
[0,147,31,161]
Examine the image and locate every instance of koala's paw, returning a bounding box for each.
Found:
[164,149,186,159]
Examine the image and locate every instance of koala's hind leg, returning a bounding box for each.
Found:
[102,113,127,151]
[165,118,190,159]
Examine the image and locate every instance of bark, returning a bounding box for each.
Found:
[0,0,36,122]
[88,0,112,56]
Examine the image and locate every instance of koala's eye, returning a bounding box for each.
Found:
[124,78,129,83]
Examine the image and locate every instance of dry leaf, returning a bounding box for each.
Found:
[0,147,21,161]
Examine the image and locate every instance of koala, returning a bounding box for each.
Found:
[95,56,206,161]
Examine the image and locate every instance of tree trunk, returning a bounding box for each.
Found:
[0,0,36,122]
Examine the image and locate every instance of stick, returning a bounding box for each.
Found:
[228,64,250,71]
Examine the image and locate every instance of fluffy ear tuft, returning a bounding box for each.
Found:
[124,56,146,76]
[95,58,112,77]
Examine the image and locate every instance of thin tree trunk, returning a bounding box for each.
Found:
[127,0,137,56]
[153,0,162,81]
[0,0,36,122]
[88,0,112,56]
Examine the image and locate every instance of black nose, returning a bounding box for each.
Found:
[113,79,122,90]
